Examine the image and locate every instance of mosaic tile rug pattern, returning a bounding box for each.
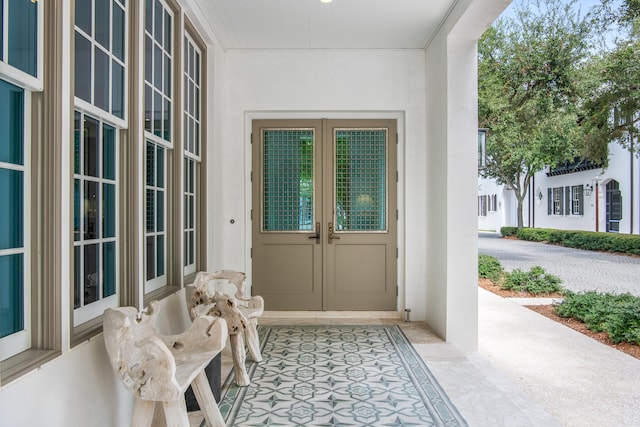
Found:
[217,325,467,427]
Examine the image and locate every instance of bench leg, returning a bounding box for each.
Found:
[162,396,190,427]
[192,371,226,427]
[244,320,262,363]
[131,398,155,427]
[230,333,250,386]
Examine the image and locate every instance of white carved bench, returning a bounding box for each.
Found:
[103,301,228,427]
[185,270,264,386]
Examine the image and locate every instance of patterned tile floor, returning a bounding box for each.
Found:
[188,312,558,427]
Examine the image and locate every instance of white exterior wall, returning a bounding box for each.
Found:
[0,0,509,424]
[531,142,639,234]
[214,49,428,319]
[425,0,509,353]
[480,141,640,235]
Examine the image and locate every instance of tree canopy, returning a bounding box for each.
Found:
[478,0,594,227]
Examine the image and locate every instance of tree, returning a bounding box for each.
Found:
[578,0,639,159]
[478,0,594,227]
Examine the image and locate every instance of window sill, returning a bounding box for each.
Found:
[144,285,181,307]
[1,349,61,387]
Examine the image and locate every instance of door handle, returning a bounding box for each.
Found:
[328,222,340,244]
[308,222,320,244]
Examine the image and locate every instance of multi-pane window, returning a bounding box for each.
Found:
[1,0,39,79]
[335,129,387,231]
[144,0,173,142]
[74,0,126,120]
[144,0,172,291]
[183,33,201,275]
[550,187,563,215]
[571,185,584,215]
[184,157,196,274]
[478,195,487,217]
[146,141,166,292]
[0,78,30,360]
[73,112,118,326]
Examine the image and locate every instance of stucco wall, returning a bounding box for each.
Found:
[210,49,429,320]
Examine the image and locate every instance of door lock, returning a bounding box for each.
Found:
[308,222,321,244]
[328,222,341,244]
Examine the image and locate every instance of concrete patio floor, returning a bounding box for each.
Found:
[190,287,640,426]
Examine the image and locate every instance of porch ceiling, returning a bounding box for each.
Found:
[199,0,459,50]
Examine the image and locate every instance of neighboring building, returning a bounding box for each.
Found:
[478,140,640,234]
[1,0,508,425]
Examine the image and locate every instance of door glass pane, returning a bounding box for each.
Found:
[8,0,38,77]
[0,254,24,338]
[262,129,314,232]
[0,79,24,165]
[335,129,387,231]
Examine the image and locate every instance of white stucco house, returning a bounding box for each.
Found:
[478,139,640,234]
[0,0,511,425]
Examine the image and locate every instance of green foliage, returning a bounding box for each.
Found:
[555,291,640,344]
[500,226,519,236]
[515,228,640,255]
[478,0,596,227]
[502,266,564,295]
[578,0,640,161]
[516,227,553,242]
[478,254,504,283]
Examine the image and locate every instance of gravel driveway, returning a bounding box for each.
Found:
[478,231,640,296]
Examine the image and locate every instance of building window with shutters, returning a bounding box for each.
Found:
[571,185,584,215]
[548,187,564,215]
[478,195,487,217]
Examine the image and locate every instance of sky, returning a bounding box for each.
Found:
[498,0,624,48]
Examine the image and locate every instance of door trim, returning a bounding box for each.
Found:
[244,111,406,312]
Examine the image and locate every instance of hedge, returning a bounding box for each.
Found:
[499,227,640,256]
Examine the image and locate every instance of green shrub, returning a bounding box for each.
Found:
[516,227,553,242]
[512,227,640,255]
[555,292,640,344]
[478,254,504,283]
[500,226,518,237]
[502,265,564,295]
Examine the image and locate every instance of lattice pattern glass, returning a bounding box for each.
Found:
[263,129,314,232]
[335,129,387,231]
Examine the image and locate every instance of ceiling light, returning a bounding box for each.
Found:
[320,0,333,3]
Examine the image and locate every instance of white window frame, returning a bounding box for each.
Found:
[145,140,168,293]
[72,112,119,327]
[144,0,174,148]
[144,0,173,292]
[0,0,44,90]
[0,84,31,360]
[183,32,201,276]
[553,187,563,215]
[571,185,581,216]
[73,0,128,128]
[478,195,488,217]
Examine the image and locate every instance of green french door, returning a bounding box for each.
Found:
[252,119,397,311]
